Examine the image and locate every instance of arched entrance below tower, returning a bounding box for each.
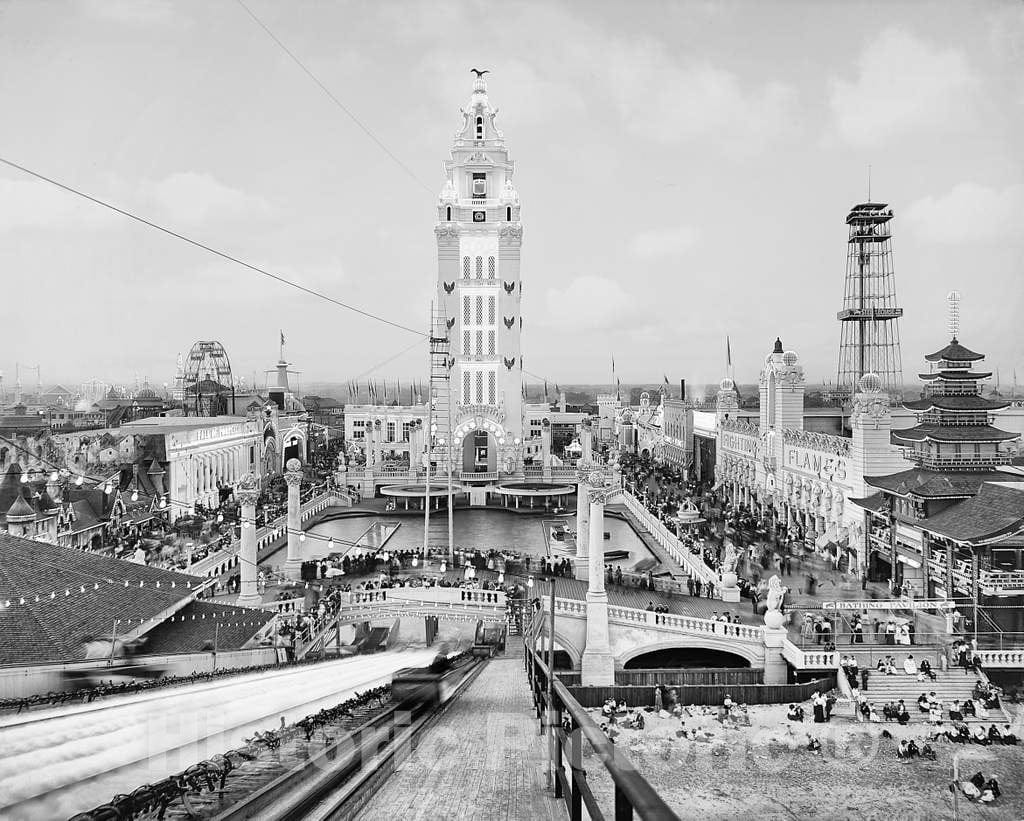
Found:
[461,430,497,474]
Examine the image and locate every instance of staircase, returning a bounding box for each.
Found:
[851,668,1004,723]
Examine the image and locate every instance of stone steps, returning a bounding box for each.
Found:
[843,669,1005,722]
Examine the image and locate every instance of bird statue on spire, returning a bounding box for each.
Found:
[470,68,490,77]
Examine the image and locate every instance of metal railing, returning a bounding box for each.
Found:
[525,646,681,821]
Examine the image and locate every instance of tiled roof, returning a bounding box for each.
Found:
[140,601,272,654]
[849,492,886,513]
[864,468,1024,499]
[924,339,985,363]
[892,425,1018,443]
[919,370,992,381]
[921,483,1024,543]
[903,395,1008,412]
[0,532,200,665]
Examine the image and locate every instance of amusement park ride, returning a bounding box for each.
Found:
[182,341,236,417]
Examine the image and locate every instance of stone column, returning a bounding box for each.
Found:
[581,471,614,685]
[580,421,593,463]
[574,470,590,581]
[284,457,304,580]
[236,473,261,607]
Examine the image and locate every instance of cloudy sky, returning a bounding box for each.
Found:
[1,0,1022,394]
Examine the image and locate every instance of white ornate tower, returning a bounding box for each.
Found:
[436,73,524,476]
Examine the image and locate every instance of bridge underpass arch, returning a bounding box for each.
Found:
[536,627,582,670]
[623,645,752,669]
[619,640,758,670]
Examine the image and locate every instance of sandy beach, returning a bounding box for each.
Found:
[580,700,1024,820]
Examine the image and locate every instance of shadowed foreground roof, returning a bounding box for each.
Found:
[0,532,201,665]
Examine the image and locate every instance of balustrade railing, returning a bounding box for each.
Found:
[619,490,719,589]
[782,638,838,670]
[550,597,763,643]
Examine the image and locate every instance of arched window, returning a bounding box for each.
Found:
[487,256,496,279]
[506,206,512,221]
[446,205,452,221]
[462,256,470,280]
[475,256,483,279]
[475,116,483,139]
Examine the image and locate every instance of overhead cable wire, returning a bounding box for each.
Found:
[234,0,435,195]
[0,156,427,337]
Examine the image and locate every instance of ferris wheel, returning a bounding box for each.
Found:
[182,340,235,416]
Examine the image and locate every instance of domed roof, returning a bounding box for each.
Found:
[136,387,158,400]
[782,351,798,366]
[719,377,735,391]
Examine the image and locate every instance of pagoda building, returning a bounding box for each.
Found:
[855,312,1024,633]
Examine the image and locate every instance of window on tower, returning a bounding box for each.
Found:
[488,256,496,279]
[462,257,470,280]
[463,330,471,355]
[475,256,483,279]
[463,372,471,405]
[475,371,484,403]
[446,206,452,221]
[506,206,512,221]
[475,116,483,139]
[488,371,496,404]
[472,172,486,198]
[475,330,483,355]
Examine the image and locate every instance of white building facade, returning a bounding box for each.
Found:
[714,338,912,574]
[121,417,262,519]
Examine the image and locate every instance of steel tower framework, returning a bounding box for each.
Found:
[836,202,904,401]
[423,302,454,562]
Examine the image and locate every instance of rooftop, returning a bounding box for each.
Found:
[119,415,249,434]
[139,600,271,654]
[864,467,1024,499]
[924,338,985,363]
[0,532,202,665]
[922,483,1024,544]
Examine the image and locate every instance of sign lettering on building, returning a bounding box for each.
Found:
[784,445,847,483]
[721,432,757,458]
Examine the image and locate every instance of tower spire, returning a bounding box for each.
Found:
[947,290,961,341]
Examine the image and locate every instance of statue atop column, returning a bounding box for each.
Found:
[763,574,789,629]
[236,471,259,506]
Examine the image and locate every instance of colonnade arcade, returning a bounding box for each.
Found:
[186,445,249,506]
[717,455,848,543]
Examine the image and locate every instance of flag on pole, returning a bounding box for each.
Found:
[544,379,549,399]
[726,336,732,369]
[280,330,285,346]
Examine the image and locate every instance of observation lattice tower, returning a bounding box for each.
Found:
[424,302,454,558]
[836,202,904,401]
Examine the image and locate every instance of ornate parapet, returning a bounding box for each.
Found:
[721,418,759,436]
[781,428,850,458]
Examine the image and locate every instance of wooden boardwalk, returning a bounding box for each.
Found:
[355,650,564,821]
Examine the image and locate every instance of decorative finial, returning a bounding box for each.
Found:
[947,290,961,341]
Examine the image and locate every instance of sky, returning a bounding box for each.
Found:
[1,0,1022,395]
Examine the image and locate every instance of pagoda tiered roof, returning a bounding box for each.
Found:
[892,425,1018,444]
[924,338,985,363]
[864,467,1024,499]
[919,370,992,381]
[903,395,1008,412]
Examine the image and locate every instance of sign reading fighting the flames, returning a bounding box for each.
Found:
[784,445,848,483]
